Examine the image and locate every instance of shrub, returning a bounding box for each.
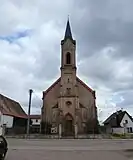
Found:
[112,133,126,138]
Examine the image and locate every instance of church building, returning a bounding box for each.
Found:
[41,19,98,137]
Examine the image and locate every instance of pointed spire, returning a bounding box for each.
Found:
[64,17,73,40]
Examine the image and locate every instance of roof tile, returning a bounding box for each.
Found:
[0,94,27,118]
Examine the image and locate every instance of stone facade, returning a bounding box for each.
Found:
[41,20,98,136]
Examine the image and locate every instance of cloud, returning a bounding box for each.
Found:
[0,29,32,44]
[74,0,133,121]
[0,0,133,122]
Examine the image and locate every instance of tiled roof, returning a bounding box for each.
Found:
[30,114,41,119]
[0,94,27,119]
[43,77,95,98]
[103,110,133,127]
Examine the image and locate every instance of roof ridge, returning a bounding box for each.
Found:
[0,94,20,104]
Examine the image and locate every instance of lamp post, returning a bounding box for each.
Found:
[26,89,33,137]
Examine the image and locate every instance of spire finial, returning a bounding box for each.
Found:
[68,15,69,20]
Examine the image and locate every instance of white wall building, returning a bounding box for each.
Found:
[30,115,41,125]
[103,110,133,134]
[0,112,14,135]
[120,113,133,133]
[31,117,41,125]
[0,111,13,128]
[30,115,41,133]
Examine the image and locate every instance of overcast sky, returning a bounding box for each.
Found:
[0,0,133,122]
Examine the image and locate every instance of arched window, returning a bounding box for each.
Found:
[66,52,71,64]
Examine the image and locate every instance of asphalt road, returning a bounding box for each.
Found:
[5,139,133,160]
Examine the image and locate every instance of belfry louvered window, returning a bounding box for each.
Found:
[66,52,71,64]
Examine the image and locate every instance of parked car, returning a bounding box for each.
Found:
[0,136,8,160]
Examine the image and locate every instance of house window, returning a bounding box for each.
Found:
[66,52,71,64]
[130,127,132,133]
[125,120,128,124]
[127,127,130,133]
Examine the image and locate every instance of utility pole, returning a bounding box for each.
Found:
[26,89,33,137]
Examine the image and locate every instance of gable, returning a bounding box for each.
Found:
[42,77,61,99]
[120,112,133,127]
[76,77,95,98]
[43,77,95,98]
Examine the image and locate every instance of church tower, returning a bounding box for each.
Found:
[58,19,79,136]
[60,19,77,96]
[41,19,98,137]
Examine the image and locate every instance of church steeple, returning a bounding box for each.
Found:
[64,19,73,40]
[61,18,76,69]
[61,18,76,45]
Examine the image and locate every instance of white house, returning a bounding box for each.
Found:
[0,113,14,135]
[103,110,133,134]
[30,115,41,133]
[0,112,13,128]
[30,115,41,125]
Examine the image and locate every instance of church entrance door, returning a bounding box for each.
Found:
[63,113,74,136]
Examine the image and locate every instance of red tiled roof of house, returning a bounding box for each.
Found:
[0,94,27,119]
[42,77,95,98]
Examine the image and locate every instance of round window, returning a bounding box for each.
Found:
[66,101,72,106]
